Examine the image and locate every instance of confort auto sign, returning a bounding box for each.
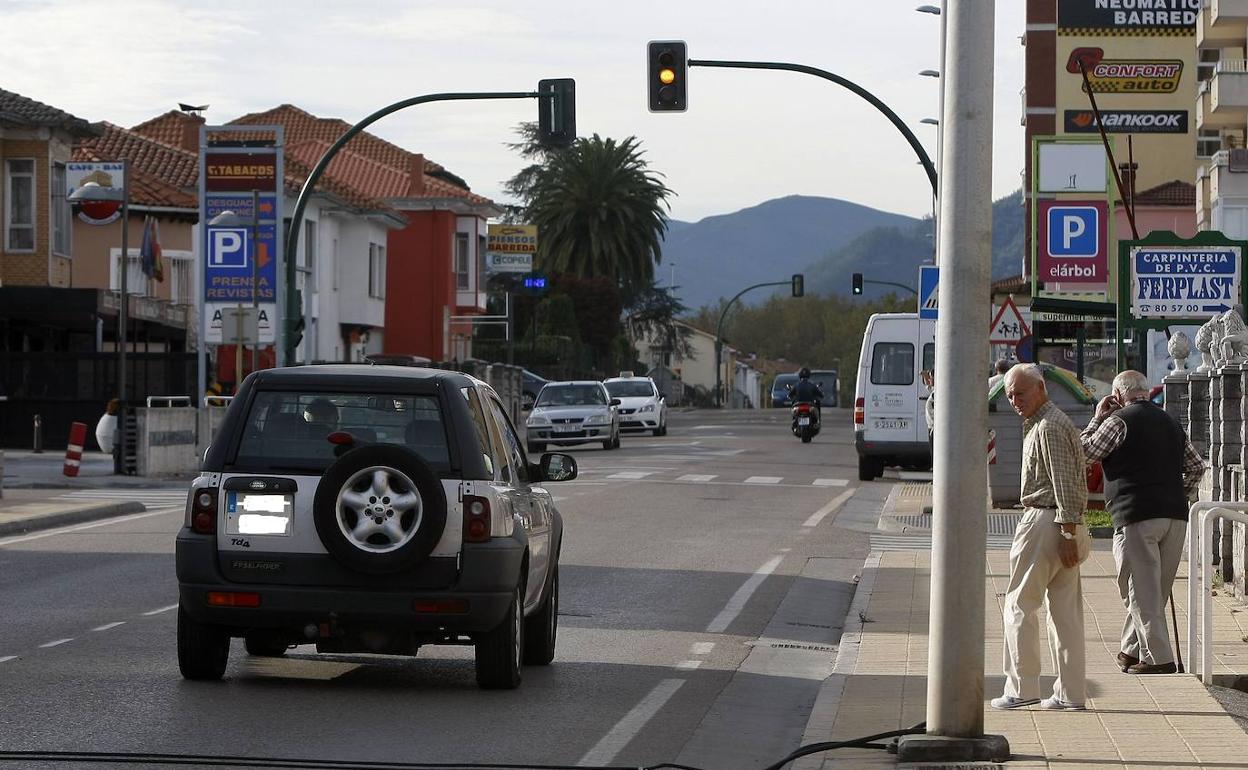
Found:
[1066,48,1182,94]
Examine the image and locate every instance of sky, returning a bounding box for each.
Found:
[0,0,1025,224]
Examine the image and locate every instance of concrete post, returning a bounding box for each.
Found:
[1189,373,1210,456]
[1163,372,1188,432]
[898,0,1009,762]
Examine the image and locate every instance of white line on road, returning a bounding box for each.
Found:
[812,478,849,487]
[142,604,178,616]
[706,555,784,634]
[607,471,655,480]
[39,638,73,648]
[674,660,702,670]
[0,508,176,546]
[0,656,17,664]
[744,476,782,484]
[91,622,125,632]
[675,474,717,483]
[691,642,715,656]
[803,488,856,528]
[577,679,685,767]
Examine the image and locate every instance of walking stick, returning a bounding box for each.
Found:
[1170,591,1184,674]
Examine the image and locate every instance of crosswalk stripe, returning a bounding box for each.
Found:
[676,474,717,483]
[812,478,849,487]
[607,471,654,480]
[744,476,782,484]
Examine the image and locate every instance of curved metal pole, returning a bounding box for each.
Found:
[863,279,919,296]
[688,59,937,196]
[283,91,540,365]
[715,280,790,407]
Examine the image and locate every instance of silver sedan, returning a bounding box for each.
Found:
[525,381,621,453]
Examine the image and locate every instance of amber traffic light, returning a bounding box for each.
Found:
[648,40,687,112]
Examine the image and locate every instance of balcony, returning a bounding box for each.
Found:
[1209,60,1248,122]
[1200,0,1248,47]
[1209,150,1248,209]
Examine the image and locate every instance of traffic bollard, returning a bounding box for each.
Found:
[33,414,43,453]
[63,421,87,477]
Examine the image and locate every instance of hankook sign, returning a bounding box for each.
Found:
[1064,109,1188,133]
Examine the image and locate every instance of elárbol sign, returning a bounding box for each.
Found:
[1058,0,1199,34]
[205,153,278,192]
[1064,109,1188,134]
[1066,48,1182,93]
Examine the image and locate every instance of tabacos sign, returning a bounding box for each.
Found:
[1066,48,1182,94]
[1064,109,1188,134]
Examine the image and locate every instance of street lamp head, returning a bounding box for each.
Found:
[68,181,125,221]
[916,4,941,13]
[920,118,940,125]
[919,69,941,78]
[208,209,251,228]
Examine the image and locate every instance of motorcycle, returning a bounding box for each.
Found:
[790,401,820,443]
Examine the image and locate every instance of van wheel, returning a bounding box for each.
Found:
[476,584,524,689]
[858,456,882,481]
[177,604,230,680]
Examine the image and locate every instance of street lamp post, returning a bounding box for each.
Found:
[69,170,130,475]
[714,280,794,408]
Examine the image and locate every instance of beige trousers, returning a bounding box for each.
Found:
[1002,507,1091,703]
[1114,517,1187,665]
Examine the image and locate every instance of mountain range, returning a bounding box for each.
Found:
[663,191,1025,310]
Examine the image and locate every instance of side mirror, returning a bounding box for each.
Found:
[540,452,578,482]
[658,394,665,402]
[609,398,622,407]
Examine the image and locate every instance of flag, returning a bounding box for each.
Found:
[138,216,165,282]
[152,217,164,282]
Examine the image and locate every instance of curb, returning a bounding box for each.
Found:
[0,501,148,537]
[792,550,882,770]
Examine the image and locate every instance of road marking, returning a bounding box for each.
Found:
[706,555,784,633]
[744,476,782,484]
[676,474,717,483]
[577,679,685,767]
[812,478,849,487]
[91,622,125,632]
[691,642,715,656]
[0,656,17,664]
[553,496,568,502]
[40,638,73,648]
[803,488,856,528]
[607,471,654,480]
[674,660,702,670]
[142,604,178,616]
[0,508,176,546]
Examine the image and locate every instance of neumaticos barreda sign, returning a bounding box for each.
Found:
[1058,0,1199,33]
[1064,109,1188,133]
[205,153,278,192]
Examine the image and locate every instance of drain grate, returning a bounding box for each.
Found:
[747,641,838,652]
[897,482,931,498]
[890,512,1022,536]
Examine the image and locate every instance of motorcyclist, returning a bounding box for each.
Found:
[788,368,826,417]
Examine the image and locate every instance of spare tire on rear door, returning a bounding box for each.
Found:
[313,445,447,575]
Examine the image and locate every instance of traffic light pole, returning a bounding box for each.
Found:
[282,91,546,366]
[714,280,791,408]
[687,59,937,196]
[861,279,918,296]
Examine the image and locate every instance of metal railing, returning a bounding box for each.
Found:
[146,395,191,408]
[1187,501,1248,683]
[1216,58,1248,74]
[202,395,233,408]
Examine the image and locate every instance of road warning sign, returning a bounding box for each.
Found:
[989,296,1031,345]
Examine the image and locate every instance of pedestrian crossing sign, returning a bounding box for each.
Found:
[989,296,1031,345]
[919,266,939,320]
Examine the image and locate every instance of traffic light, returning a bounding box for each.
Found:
[648,40,688,112]
[852,273,864,295]
[537,78,576,148]
[791,274,804,298]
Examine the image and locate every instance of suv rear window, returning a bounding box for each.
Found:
[231,391,451,474]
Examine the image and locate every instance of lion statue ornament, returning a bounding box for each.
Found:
[1217,305,1248,367]
[1195,316,1218,373]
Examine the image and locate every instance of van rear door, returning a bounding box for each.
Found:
[863,318,922,446]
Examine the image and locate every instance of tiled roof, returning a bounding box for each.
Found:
[130,110,198,149]
[73,123,198,209]
[229,104,484,200]
[991,274,1029,295]
[281,153,401,219]
[1133,180,1195,207]
[0,87,99,136]
[287,139,410,198]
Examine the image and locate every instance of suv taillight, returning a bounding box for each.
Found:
[191,488,218,534]
[854,397,865,425]
[464,495,491,543]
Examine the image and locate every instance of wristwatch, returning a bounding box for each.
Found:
[1059,529,1075,541]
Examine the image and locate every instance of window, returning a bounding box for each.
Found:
[488,397,528,484]
[331,237,339,291]
[5,159,35,251]
[111,249,148,296]
[52,163,70,256]
[461,387,496,478]
[922,343,935,373]
[166,252,193,304]
[368,243,386,298]
[455,232,471,290]
[478,233,487,288]
[871,342,915,385]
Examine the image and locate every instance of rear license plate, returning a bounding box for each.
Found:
[798,417,811,426]
[226,491,293,536]
[874,418,910,431]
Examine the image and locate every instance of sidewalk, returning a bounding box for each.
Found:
[0,488,146,536]
[796,483,1248,769]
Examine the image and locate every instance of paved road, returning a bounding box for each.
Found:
[0,409,885,770]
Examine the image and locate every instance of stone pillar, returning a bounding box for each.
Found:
[1209,370,1223,502]
[1165,372,1190,435]
[1189,372,1210,458]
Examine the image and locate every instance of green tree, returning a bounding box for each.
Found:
[526,134,673,297]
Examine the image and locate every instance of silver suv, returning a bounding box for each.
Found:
[176,365,575,690]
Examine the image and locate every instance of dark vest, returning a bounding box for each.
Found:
[1101,400,1188,528]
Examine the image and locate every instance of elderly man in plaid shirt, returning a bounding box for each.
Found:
[992,364,1093,711]
[1082,370,1205,675]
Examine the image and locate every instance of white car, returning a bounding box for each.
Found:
[525,381,621,453]
[604,374,668,436]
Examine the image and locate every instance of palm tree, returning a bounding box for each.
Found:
[526,134,673,298]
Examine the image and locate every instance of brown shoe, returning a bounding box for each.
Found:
[1126,661,1177,675]
[1116,652,1139,671]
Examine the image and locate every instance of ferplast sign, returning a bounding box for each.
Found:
[1130,246,1241,319]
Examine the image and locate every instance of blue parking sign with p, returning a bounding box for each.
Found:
[209,227,249,268]
[1047,206,1098,258]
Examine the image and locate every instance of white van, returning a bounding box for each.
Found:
[854,313,936,481]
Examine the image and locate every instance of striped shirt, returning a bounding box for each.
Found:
[1021,400,1088,524]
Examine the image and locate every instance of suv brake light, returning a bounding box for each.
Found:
[191,488,218,534]
[854,397,865,425]
[463,495,491,543]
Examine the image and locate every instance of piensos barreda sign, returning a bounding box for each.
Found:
[1130,246,1241,319]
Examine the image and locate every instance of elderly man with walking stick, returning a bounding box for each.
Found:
[1082,370,1206,675]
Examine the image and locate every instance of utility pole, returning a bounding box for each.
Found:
[897,0,1009,762]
